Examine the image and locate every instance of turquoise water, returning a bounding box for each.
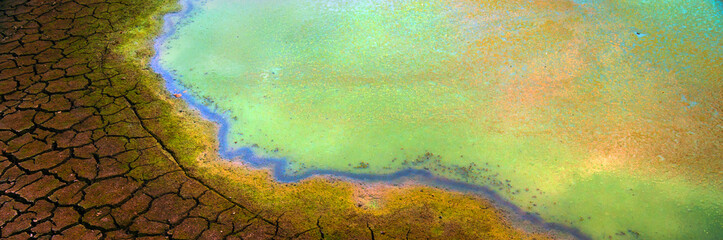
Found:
[157,0,723,238]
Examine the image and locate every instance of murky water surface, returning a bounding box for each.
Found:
[158,0,722,238]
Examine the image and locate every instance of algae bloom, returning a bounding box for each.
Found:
[158,0,723,239]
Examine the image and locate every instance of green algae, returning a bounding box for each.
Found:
[159,0,723,238]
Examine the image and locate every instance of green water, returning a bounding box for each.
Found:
[159,0,723,238]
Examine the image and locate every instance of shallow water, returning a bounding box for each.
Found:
[157,0,723,238]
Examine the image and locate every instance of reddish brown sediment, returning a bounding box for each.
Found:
[0,0,560,239]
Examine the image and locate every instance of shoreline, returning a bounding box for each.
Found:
[149,0,590,239]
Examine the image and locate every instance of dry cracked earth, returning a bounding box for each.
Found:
[0,0,320,238]
[0,0,552,239]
